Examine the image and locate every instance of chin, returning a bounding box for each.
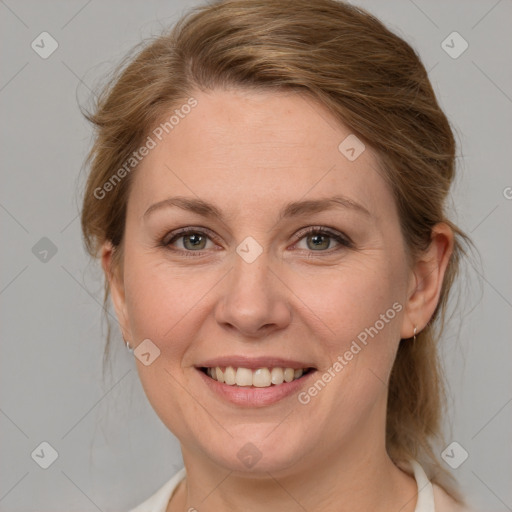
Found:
[200,427,313,476]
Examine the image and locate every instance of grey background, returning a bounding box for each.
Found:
[0,0,511,511]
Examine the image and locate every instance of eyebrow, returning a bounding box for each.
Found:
[143,195,371,221]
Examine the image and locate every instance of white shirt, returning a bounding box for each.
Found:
[127,460,470,512]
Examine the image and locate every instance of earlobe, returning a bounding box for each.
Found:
[100,241,131,342]
[401,223,454,339]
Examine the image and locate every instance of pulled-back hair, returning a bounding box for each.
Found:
[81,0,470,501]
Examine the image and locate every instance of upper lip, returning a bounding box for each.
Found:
[196,356,316,370]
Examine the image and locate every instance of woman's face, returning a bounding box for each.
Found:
[107,88,417,474]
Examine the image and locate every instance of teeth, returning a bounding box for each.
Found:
[224,366,236,385]
[205,366,309,387]
[284,368,295,382]
[215,367,225,383]
[253,368,271,388]
[271,367,284,385]
[235,367,253,386]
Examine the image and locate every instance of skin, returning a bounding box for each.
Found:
[101,88,453,512]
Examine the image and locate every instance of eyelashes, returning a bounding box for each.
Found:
[291,226,353,252]
[159,227,218,255]
[158,225,354,258]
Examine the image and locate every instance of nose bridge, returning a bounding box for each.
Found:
[214,239,291,335]
[228,232,272,290]
[230,241,273,306]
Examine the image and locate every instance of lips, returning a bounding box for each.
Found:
[194,356,317,407]
[196,356,316,388]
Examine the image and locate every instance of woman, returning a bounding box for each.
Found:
[80,0,474,510]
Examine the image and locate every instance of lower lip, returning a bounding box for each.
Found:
[196,368,317,407]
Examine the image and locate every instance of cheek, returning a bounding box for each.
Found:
[121,253,202,435]
[290,256,405,352]
[123,240,193,320]
[122,251,193,354]
[121,249,232,378]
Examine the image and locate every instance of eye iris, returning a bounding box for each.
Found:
[307,233,330,250]
[183,233,206,250]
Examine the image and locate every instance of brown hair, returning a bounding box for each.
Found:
[80,0,470,501]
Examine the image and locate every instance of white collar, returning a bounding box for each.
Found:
[410,459,436,511]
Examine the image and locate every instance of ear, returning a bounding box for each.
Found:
[401,223,454,339]
[101,241,131,343]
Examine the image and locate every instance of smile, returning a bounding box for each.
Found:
[196,361,318,407]
[201,366,315,387]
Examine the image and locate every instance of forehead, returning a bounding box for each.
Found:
[129,88,392,222]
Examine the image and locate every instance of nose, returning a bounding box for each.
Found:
[214,249,292,338]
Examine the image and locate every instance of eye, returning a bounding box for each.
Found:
[162,228,216,252]
[159,225,352,257]
[293,227,352,252]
